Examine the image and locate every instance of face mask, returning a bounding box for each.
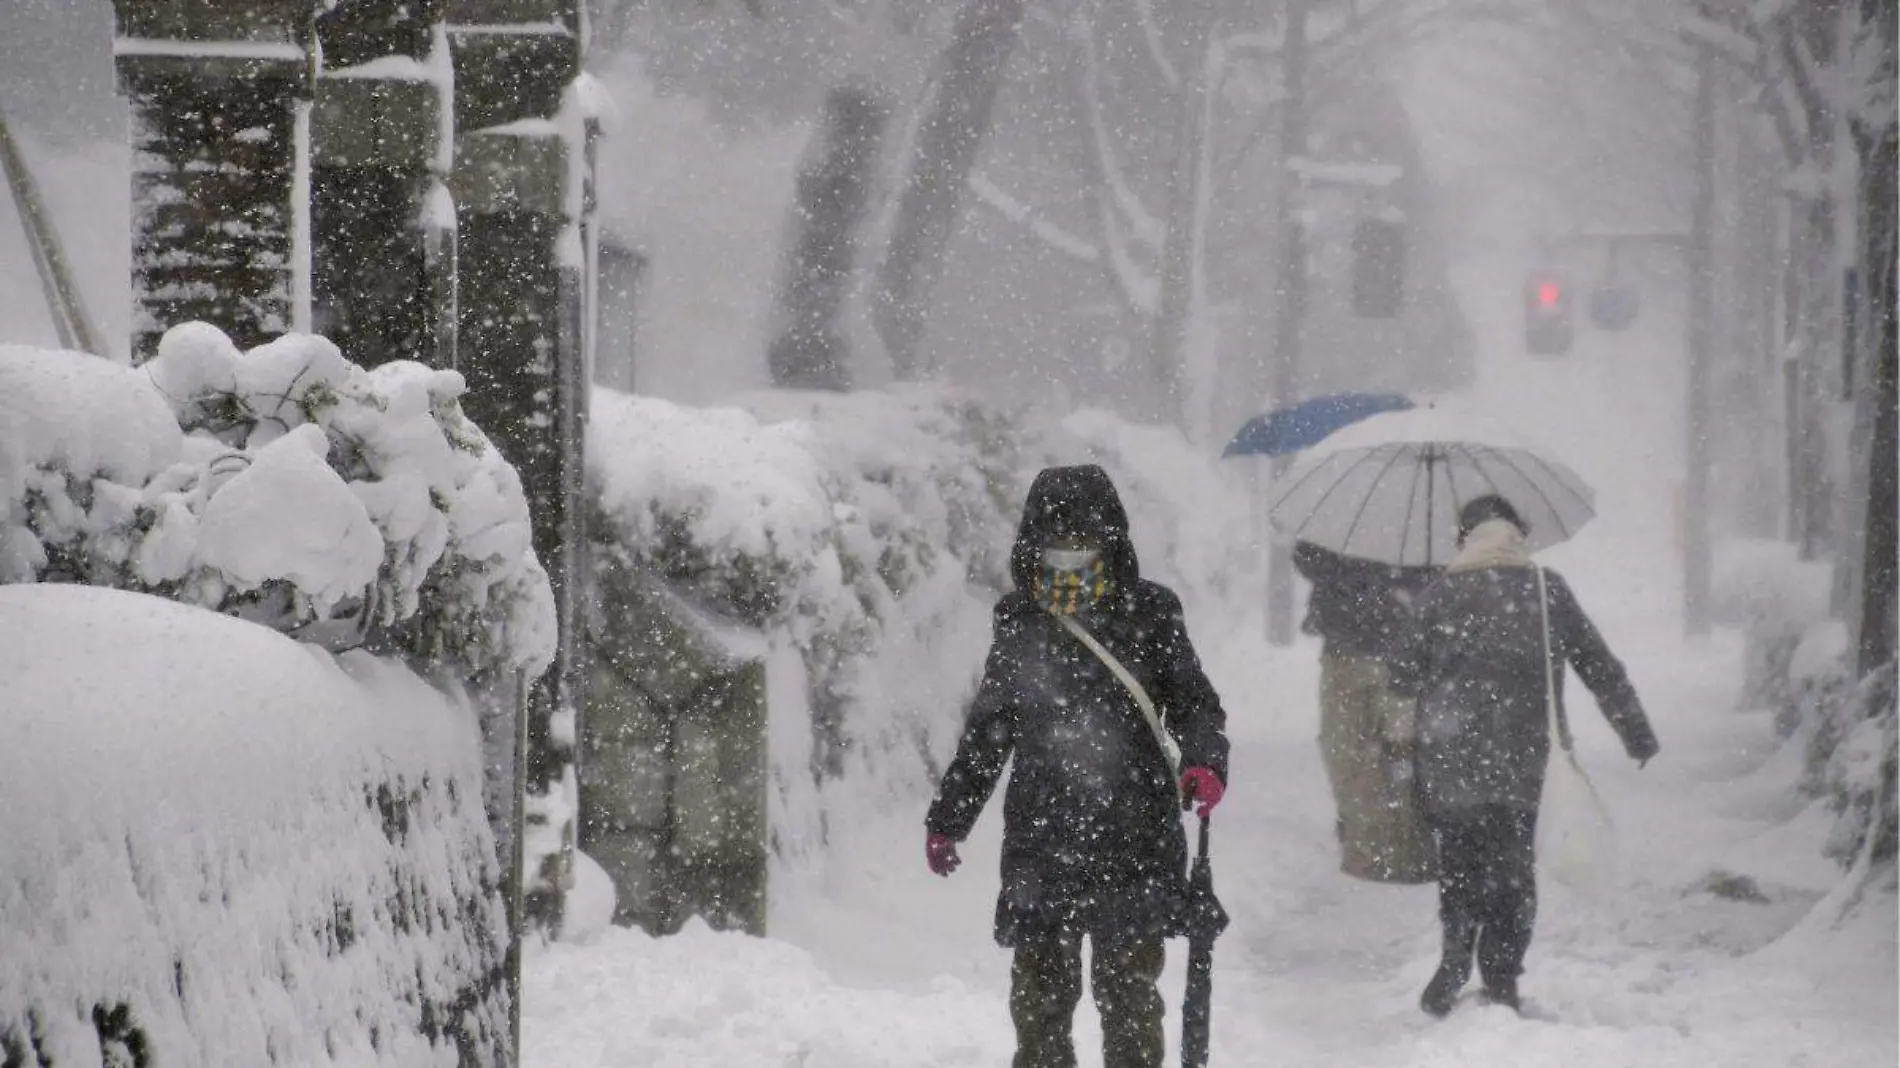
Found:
[1043,547,1100,572]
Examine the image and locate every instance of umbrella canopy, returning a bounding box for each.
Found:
[1222,391,1415,458]
[1264,405,1596,566]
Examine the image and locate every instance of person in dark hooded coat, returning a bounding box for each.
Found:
[1389,495,1659,1017]
[925,464,1230,1068]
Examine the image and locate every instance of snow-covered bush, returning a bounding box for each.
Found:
[589,385,1027,788]
[0,584,508,1067]
[1793,654,1898,874]
[0,328,554,678]
[1713,537,1835,734]
[1711,542,1896,882]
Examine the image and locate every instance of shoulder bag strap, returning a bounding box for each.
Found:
[1049,610,1185,804]
[1536,567,1608,799]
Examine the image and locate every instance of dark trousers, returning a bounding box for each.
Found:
[1010,930,1165,1068]
[1430,805,1537,991]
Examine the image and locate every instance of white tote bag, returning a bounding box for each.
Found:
[1532,568,1617,893]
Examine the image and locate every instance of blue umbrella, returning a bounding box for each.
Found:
[1222,392,1415,458]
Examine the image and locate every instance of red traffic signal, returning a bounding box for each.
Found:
[1525,271,1573,356]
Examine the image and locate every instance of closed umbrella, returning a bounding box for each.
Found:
[1181,814,1227,1068]
[1264,405,1595,566]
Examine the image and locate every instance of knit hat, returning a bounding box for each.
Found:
[1456,494,1528,542]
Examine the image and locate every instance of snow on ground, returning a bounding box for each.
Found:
[527,605,1895,1067]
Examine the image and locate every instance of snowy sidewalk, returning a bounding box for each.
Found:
[525,628,1896,1068]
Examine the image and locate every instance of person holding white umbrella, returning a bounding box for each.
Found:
[1388,494,1659,1016]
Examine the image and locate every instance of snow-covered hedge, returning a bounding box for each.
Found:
[1793,653,1898,875]
[586,385,1259,874]
[1713,537,1836,735]
[0,584,508,1067]
[0,327,554,678]
[1716,540,1898,882]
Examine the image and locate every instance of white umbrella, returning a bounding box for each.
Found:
[1264,403,1596,566]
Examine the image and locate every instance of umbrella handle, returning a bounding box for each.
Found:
[1197,813,1211,861]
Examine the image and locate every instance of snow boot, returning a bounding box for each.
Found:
[1420,962,1468,1017]
[1479,978,1520,1013]
[1421,915,1479,1018]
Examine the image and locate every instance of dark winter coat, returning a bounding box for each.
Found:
[1294,542,1438,658]
[925,465,1230,947]
[1388,565,1657,816]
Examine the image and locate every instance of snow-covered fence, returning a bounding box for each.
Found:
[0,584,509,1067]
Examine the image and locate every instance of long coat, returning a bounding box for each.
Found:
[926,465,1230,946]
[1295,541,1440,881]
[1388,565,1657,817]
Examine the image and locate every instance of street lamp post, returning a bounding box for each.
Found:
[1684,42,1716,637]
[1266,0,1309,647]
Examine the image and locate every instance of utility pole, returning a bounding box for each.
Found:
[1684,42,1716,638]
[1266,0,1308,647]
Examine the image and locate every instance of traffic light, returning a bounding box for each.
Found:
[1351,217,1406,318]
[1524,271,1573,355]
[1588,284,1640,331]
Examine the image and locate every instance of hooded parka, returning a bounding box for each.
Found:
[926,465,1230,947]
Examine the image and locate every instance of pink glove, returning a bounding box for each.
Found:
[1180,767,1225,819]
[926,833,961,877]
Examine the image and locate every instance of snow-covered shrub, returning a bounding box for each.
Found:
[1713,537,1835,733]
[1795,655,1899,873]
[1709,540,1896,881]
[0,329,554,678]
[0,584,508,1067]
[589,385,1028,790]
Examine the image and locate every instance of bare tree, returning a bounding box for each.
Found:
[769,85,888,389]
[871,0,1030,381]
